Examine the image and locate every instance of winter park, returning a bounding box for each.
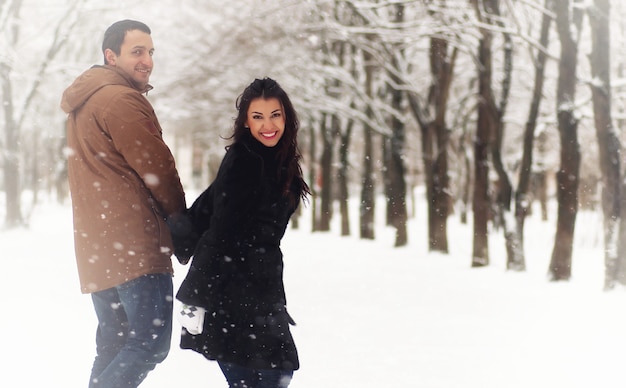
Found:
[2,191,626,388]
[2,1,626,387]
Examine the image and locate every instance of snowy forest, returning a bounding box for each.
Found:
[2,0,626,288]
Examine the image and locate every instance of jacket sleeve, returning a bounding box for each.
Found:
[105,91,186,218]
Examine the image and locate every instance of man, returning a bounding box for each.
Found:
[61,20,188,387]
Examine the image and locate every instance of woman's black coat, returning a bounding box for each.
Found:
[176,134,299,371]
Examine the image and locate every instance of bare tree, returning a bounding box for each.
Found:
[360,44,377,240]
[471,0,499,267]
[549,0,583,281]
[337,43,361,237]
[1,0,83,227]
[587,0,621,288]
[318,110,335,231]
[488,0,515,268]
[0,0,22,227]
[407,4,457,253]
[383,3,409,247]
[513,0,553,271]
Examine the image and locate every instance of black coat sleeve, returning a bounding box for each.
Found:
[187,183,215,237]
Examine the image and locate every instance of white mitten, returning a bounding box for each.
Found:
[178,304,206,335]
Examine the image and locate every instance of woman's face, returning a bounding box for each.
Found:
[246,97,285,147]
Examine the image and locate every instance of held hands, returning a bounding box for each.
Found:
[178,304,206,335]
[166,212,197,264]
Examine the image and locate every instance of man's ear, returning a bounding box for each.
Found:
[104,48,116,65]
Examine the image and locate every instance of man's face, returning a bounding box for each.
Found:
[105,29,154,89]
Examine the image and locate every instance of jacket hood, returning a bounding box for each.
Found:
[60,65,152,113]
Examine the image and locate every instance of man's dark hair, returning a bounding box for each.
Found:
[102,20,151,64]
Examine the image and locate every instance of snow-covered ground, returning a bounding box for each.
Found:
[1,194,624,387]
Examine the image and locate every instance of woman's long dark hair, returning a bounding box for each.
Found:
[231,78,310,206]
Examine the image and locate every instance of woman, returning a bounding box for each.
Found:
[176,78,310,388]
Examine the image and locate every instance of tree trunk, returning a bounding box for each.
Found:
[1,63,23,228]
[588,0,621,289]
[420,117,436,242]
[359,43,376,240]
[488,0,515,269]
[360,106,376,240]
[55,123,69,204]
[338,118,353,236]
[549,0,581,281]
[460,148,472,225]
[318,113,334,231]
[618,181,626,284]
[472,1,497,267]
[618,51,626,285]
[408,92,436,245]
[385,5,408,247]
[1,0,24,228]
[428,37,455,253]
[514,0,552,271]
[308,119,319,232]
[458,94,476,226]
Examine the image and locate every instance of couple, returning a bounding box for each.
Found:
[61,20,310,388]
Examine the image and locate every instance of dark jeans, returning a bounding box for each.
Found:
[89,273,173,388]
[218,362,293,388]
